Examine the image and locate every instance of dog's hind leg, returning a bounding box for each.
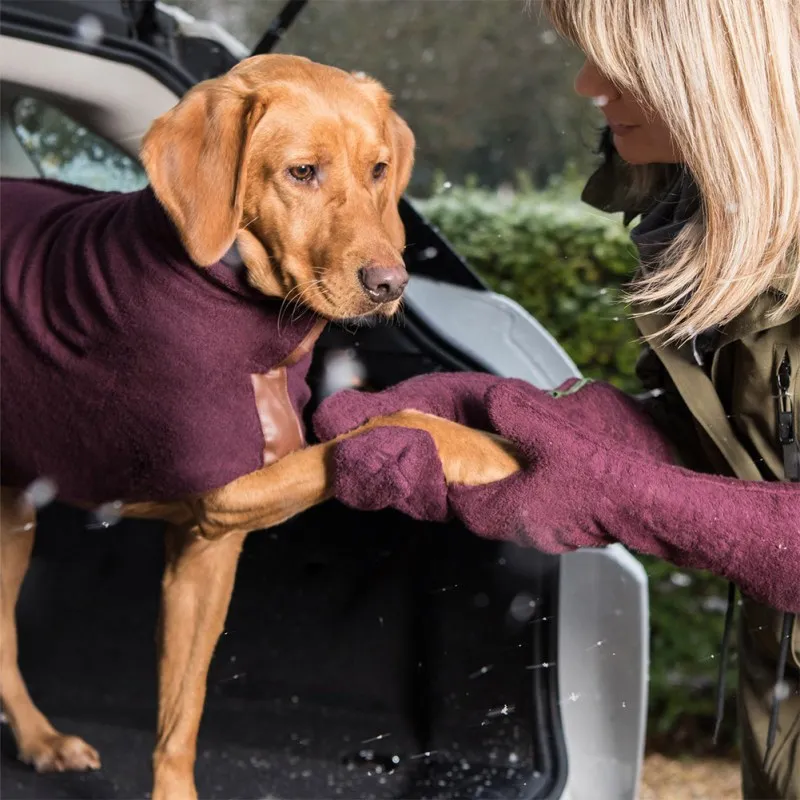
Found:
[151,524,248,800]
[0,487,100,772]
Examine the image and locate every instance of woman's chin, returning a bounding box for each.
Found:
[613,136,681,166]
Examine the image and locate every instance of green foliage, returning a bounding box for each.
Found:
[643,556,739,752]
[414,181,644,391]
[415,181,739,751]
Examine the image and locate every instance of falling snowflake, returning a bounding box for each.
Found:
[24,477,57,509]
[410,750,438,760]
[91,500,123,528]
[774,680,791,702]
[486,704,515,718]
[509,592,537,622]
[361,733,391,744]
[469,665,494,679]
[74,14,104,47]
[319,349,366,399]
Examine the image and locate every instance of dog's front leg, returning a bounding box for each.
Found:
[146,410,519,798]
[194,410,522,538]
[151,524,247,800]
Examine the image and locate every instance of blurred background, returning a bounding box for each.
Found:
[175,0,604,197]
[10,1,740,793]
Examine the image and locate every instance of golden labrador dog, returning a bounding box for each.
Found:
[0,54,521,800]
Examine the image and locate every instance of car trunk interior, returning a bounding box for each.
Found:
[3,327,561,800]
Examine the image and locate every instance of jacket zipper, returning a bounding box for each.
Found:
[764,351,797,767]
[777,350,800,482]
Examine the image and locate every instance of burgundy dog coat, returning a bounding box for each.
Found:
[1,178,320,506]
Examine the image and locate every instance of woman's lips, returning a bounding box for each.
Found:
[608,122,640,137]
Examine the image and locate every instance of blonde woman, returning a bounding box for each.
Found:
[314,1,800,796]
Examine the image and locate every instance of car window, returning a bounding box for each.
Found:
[11,96,149,193]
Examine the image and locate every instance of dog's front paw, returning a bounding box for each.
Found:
[19,731,101,772]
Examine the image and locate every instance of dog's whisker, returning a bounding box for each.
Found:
[292,280,322,307]
[291,299,314,322]
[278,279,321,333]
[278,290,299,328]
[290,304,311,325]
[291,282,323,321]
[284,281,322,329]
[386,298,406,330]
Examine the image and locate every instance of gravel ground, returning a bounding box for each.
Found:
[640,754,742,799]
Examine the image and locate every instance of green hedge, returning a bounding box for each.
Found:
[414,182,643,392]
[413,182,739,753]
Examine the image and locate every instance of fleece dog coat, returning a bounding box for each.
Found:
[1,178,320,505]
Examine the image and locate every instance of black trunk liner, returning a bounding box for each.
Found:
[2,500,557,799]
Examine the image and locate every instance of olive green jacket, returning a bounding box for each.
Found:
[634,296,799,483]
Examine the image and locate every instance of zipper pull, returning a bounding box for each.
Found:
[777,351,800,482]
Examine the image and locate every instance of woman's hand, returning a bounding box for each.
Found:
[322,375,674,544]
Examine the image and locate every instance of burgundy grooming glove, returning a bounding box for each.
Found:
[315,371,503,522]
[322,374,674,533]
[313,371,672,458]
[316,373,674,521]
[328,426,451,522]
[448,381,800,612]
[317,372,660,522]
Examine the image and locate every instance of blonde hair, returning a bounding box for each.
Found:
[541,0,800,343]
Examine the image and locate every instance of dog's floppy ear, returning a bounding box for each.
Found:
[141,80,267,266]
[382,110,415,251]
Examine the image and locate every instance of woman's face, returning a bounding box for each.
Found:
[574,59,681,164]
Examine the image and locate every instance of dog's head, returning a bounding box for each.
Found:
[140,54,415,321]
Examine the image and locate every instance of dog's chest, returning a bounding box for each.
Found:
[248,319,324,466]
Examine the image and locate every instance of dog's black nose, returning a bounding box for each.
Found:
[358,263,409,303]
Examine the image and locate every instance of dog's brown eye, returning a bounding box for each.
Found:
[372,162,388,180]
[289,165,315,182]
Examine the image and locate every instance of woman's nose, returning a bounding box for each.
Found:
[574,59,620,103]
